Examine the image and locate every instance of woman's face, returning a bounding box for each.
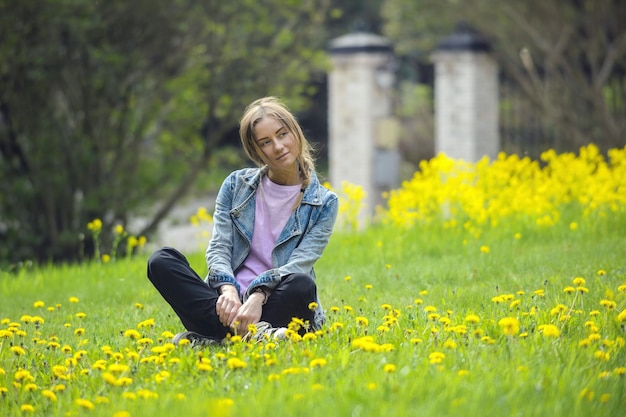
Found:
[253,117,300,184]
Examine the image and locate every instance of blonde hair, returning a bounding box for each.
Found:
[239,96,316,194]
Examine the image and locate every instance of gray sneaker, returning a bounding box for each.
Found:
[172,331,220,347]
[243,321,288,342]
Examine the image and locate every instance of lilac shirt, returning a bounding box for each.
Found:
[235,175,302,295]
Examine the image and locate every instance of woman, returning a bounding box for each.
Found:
[147,96,338,345]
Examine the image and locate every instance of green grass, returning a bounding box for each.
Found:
[1,213,625,417]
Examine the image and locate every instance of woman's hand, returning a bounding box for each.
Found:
[232,292,265,335]
[216,285,242,329]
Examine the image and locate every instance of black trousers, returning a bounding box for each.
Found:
[147,247,317,339]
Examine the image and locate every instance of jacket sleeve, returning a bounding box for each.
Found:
[245,192,338,296]
[205,173,240,294]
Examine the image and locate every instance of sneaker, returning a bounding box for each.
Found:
[243,321,287,342]
[172,331,220,347]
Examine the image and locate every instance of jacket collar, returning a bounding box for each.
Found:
[242,166,323,206]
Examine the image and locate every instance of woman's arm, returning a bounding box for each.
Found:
[205,172,240,293]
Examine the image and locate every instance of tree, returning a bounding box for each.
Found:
[382,0,626,153]
[0,0,331,265]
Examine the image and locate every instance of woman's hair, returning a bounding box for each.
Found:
[239,96,316,191]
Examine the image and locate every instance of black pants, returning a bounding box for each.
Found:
[147,247,317,339]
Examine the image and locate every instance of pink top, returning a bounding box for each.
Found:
[235,175,302,295]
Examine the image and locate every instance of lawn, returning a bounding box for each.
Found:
[1,145,625,417]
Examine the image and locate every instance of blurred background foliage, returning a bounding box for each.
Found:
[0,0,624,265]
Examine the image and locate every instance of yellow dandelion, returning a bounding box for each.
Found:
[124,329,141,339]
[383,364,396,373]
[539,324,561,338]
[42,390,57,401]
[429,352,445,364]
[356,316,369,326]
[23,383,38,392]
[310,358,328,368]
[464,314,480,324]
[10,346,26,356]
[498,317,520,336]
[20,404,35,413]
[226,358,247,370]
[443,339,457,349]
[594,350,610,361]
[75,399,95,410]
[572,277,586,286]
[308,302,318,310]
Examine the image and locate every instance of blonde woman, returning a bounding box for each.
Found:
[147,97,338,345]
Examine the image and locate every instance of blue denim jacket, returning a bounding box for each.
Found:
[205,166,338,329]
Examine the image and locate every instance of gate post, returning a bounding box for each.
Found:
[328,32,398,225]
[431,23,499,162]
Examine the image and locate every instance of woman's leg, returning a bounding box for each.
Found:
[260,273,317,331]
[146,247,230,339]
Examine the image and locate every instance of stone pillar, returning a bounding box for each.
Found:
[431,23,499,162]
[328,32,398,224]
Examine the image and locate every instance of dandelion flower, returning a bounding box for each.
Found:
[310,358,328,368]
[464,314,480,324]
[563,286,575,294]
[10,346,26,356]
[594,350,610,361]
[429,352,445,364]
[226,358,247,370]
[383,364,396,373]
[75,399,95,410]
[443,339,457,349]
[539,324,560,338]
[498,317,520,336]
[42,390,57,401]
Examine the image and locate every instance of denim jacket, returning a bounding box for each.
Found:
[205,166,338,329]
